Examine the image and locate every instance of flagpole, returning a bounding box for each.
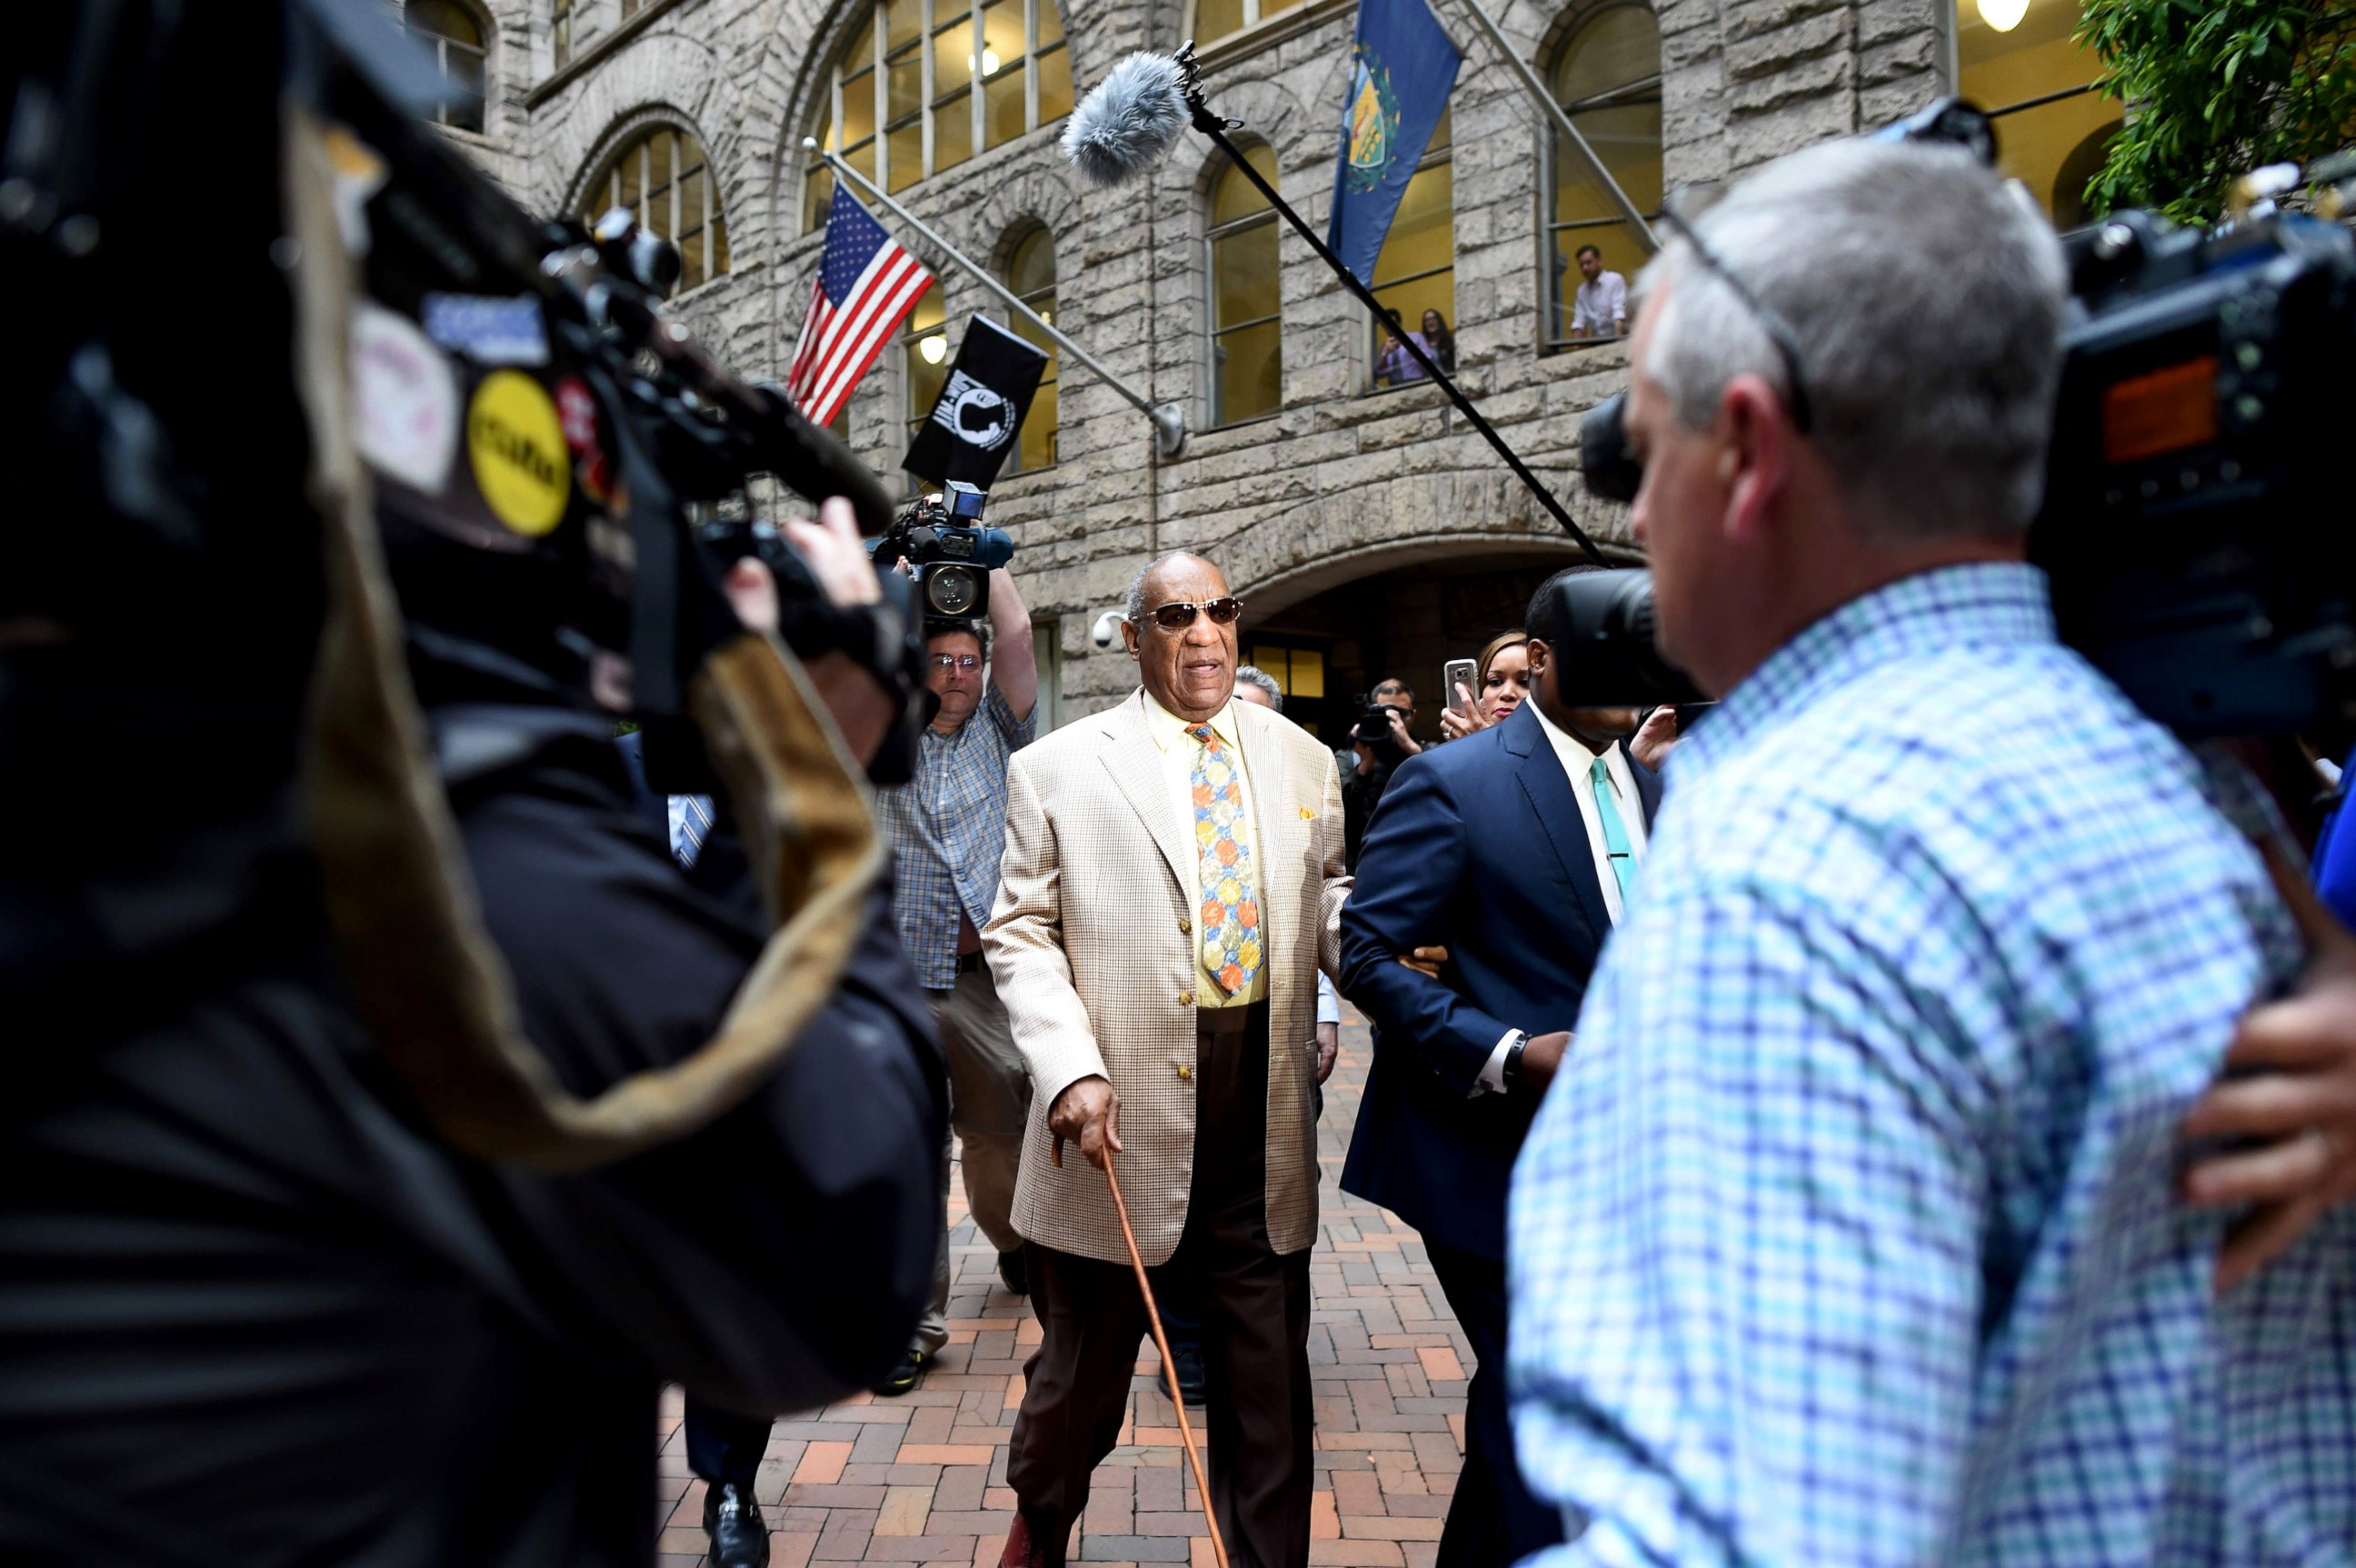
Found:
[1173,59,1611,567]
[1440,0,1658,252]
[805,140,1189,459]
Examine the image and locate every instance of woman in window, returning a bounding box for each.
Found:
[1421,308,1457,375]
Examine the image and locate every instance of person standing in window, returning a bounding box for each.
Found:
[1569,244,1626,339]
[871,552,1041,1396]
[1422,308,1457,375]
[1376,317,1430,386]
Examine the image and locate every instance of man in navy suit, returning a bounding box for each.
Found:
[1337,567,1666,1568]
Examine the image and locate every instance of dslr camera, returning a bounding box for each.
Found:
[1352,699,1405,746]
[872,480,1014,621]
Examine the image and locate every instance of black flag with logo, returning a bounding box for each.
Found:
[902,314,1049,488]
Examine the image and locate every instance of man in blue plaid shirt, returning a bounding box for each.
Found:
[1506,137,2356,1565]
[872,559,1039,1394]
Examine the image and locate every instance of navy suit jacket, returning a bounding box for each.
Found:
[1337,702,1661,1262]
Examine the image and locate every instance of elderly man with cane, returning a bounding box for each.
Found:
[983,551,1350,1568]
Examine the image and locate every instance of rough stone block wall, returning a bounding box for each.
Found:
[490,0,1948,721]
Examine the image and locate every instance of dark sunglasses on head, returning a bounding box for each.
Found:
[1143,597,1244,631]
[1656,184,1815,434]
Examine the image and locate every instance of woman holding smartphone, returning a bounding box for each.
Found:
[1440,629,1532,739]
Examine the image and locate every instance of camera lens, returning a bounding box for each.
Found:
[927,564,982,616]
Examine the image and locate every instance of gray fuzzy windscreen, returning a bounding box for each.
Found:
[1060,52,1189,187]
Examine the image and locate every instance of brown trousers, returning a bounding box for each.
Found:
[1008,1002,1314,1568]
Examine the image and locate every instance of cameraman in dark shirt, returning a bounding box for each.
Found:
[0,9,944,1561]
[1342,676,1423,872]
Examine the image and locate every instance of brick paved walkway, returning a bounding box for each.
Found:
[654,1004,1467,1567]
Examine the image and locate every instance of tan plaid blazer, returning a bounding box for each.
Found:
[984,688,1350,1265]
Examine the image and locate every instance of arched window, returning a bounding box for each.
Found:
[1954,0,2120,225]
[801,0,1074,230]
[903,282,948,472]
[1003,226,1059,474]
[1189,0,1308,48]
[1207,145,1282,427]
[406,0,487,133]
[1369,109,1453,387]
[576,126,732,293]
[1544,5,1661,346]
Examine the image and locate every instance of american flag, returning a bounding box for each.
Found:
[785,181,934,428]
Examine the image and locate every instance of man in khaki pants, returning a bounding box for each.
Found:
[872,562,1040,1394]
[984,552,1349,1568]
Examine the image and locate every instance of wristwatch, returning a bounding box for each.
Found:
[1501,1030,1530,1093]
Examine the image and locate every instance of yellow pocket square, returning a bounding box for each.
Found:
[1299,806,1315,820]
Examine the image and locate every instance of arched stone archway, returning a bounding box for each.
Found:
[1235,529,1601,620]
[1225,534,1596,743]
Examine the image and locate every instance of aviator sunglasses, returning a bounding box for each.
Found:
[1141,597,1245,631]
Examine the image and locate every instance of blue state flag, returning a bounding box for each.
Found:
[1327,0,1461,288]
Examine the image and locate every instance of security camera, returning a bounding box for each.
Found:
[1090,608,1126,650]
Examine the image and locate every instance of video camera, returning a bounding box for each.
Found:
[1572,107,2356,734]
[2031,162,2356,736]
[1526,570,1708,707]
[871,480,1014,622]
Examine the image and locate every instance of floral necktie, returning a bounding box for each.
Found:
[1189,724,1262,995]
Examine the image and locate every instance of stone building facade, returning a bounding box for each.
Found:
[406,0,2090,739]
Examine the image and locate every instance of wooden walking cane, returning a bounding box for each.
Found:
[1102,1153,1235,1568]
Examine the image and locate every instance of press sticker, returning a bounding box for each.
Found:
[351,303,459,493]
[466,370,570,536]
[554,375,612,502]
[423,293,549,366]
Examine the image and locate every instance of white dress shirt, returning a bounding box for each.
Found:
[1571,269,1629,335]
[1475,704,1649,1094]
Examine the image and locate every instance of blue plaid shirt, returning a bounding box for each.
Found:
[1507,563,2355,1567]
[874,685,1034,989]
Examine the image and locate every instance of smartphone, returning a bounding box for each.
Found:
[1443,658,1479,715]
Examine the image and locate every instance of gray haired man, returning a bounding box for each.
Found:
[1507,137,2356,1566]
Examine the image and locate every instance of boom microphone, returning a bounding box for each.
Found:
[1058,46,1611,565]
[1061,51,1192,187]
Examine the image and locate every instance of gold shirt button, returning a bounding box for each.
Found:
[1177,1064,1194,1083]
[1178,990,1194,1007]
[1179,917,1192,934]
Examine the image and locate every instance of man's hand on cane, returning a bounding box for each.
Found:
[1049,1074,1123,1171]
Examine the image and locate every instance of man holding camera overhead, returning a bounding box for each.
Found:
[870,519,1040,1396]
[1507,136,2356,1566]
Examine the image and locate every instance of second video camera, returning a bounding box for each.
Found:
[874,480,1014,621]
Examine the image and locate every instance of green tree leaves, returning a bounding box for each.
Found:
[2076,0,2356,223]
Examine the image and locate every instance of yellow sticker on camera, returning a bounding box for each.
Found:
[466,369,569,536]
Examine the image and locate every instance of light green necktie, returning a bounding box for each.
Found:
[1590,754,1637,907]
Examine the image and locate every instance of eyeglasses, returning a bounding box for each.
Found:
[1655,185,1816,434]
[1141,597,1244,632]
[928,653,982,671]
